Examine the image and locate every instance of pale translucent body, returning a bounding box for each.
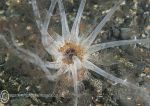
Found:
[0,0,150,106]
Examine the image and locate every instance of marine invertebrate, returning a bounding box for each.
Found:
[0,0,150,105]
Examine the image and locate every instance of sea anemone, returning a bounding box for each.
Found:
[0,0,150,105]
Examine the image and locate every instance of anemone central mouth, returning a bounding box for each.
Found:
[59,42,85,65]
[65,48,77,60]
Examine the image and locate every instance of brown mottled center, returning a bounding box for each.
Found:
[59,42,85,64]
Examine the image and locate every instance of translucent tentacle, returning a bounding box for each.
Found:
[83,60,150,105]
[0,34,55,81]
[43,0,58,31]
[31,0,42,30]
[41,31,55,54]
[89,38,150,54]
[71,57,80,106]
[0,34,12,50]
[58,0,70,38]
[82,0,124,48]
[83,60,127,85]
[50,30,62,41]
[70,0,86,42]
[31,0,57,55]
[45,61,61,69]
